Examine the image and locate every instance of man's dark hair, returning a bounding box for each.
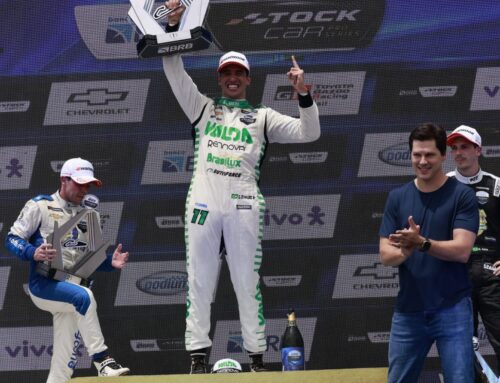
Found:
[409,123,447,155]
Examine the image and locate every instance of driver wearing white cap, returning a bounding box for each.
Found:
[163,0,320,374]
[447,126,500,378]
[5,157,130,382]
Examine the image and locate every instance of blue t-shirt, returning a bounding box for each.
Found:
[379,177,479,312]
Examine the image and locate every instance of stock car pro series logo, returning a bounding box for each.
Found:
[206,0,385,52]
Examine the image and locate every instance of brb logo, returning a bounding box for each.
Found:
[142,140,194,185]
[106,16,141,44]
[227,333,280,353]
[162,153,194,173]
[210,318,317,364]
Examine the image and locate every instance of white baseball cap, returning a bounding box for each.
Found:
[211,358,242,373]
[447,125,482,147]
[60,157,102,187]
[217,51,250,73]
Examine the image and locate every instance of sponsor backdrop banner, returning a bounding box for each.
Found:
[1,1,500,382]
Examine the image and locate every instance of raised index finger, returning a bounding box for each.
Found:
[291,55,299,68]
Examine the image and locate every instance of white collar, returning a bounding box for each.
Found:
[453,169,483,184]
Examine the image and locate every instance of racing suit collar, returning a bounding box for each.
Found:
[215,97,254,109]
[453,168,483,184]
[55,190,80,211]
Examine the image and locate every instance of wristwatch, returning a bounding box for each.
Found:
[419,238,431,252]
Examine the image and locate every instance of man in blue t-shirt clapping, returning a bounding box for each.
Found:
[379,123,479,383]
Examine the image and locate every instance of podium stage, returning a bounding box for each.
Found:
[70,368,388,382]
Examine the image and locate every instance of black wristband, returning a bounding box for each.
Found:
[298,92,313,108]
[165,23,180,33]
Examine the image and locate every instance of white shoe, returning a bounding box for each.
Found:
[94,357,130,377]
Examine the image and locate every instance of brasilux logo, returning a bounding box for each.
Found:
[207,153,241,168]
[206,0,385,52]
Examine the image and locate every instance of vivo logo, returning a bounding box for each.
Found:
[484,86,499,98]
[5,340,53,358]
[264,206,325,226]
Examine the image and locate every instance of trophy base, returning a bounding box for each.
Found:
[36,262,92,287]
[137,26,213,58]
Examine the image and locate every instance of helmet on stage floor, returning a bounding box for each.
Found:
[211,358,242,373]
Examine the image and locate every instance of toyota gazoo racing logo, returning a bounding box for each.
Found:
[378,143,411,167]
[207,0,386,51]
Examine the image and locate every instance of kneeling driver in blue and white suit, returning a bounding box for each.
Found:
[5,157,130,383]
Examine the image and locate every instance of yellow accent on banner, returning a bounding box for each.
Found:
[70,368,388,383]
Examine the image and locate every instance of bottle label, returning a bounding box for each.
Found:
[281,347,305,371]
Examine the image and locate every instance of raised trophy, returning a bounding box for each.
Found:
[36,195,109,287]
[128,0,212,58]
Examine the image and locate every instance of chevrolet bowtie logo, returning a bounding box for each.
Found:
[67,88,128,106]
[354,262,399,279]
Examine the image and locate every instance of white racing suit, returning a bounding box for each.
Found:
[5,191,114,383]
[162,54,321,353]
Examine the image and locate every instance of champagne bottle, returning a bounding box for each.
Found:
[280,309,305,371]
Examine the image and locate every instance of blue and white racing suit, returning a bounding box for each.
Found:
[5,191,114,383]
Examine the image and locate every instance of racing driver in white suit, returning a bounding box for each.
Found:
[5,158,129,382]
[163,0,321,373]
